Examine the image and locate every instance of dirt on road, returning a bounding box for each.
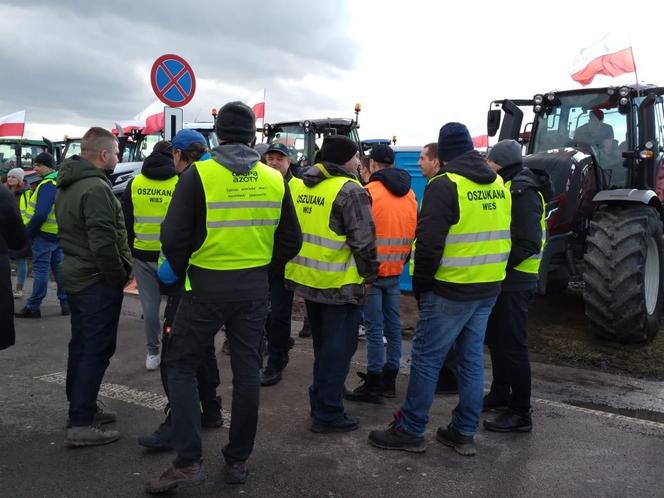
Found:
[293,287,664,381]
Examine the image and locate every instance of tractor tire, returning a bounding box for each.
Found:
[583,205,664,342]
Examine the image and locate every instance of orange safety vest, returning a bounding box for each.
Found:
[365,180,417,277]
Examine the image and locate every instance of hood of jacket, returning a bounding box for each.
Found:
[439,150,496,184]
[141,150,177,179]
[302,162,358,188]
[367,167,411,197]
[56,155,110,189]
[500,165,552,199]
[211,143,261,174]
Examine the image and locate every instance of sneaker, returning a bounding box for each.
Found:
[482,392,509,413]
[368,422,426,453]
[222,461,248,485]
[12,289,23,299]
[146,354,161,371]
[436,424,476,456]
[61,304,70,316]
[138,419,173,450]
[94,404,117,425]
[260,364,284,387]
[65,425,121,448]
[310,415,359,434]
[14,307,41,319]
[146,463,205,494]
[484,409,532,433]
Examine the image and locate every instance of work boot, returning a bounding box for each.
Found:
[260,364,284,387]
[223,461,248,485]
[146,462,205,494]
[14,307,41,318]
[201,396,223,428]
[138,419,173,451]
[298,317,311,338]
[484,409,532,433]
[381,366,399,398]
[368,419,426,453]
[65,425,121,448]
[310,414,359,434]
[482,391,509,413]
[345,372,384,404]
[436,424,476,456]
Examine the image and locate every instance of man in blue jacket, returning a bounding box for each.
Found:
[15,152,68,318]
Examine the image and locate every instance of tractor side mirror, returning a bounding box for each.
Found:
[487,109,501,137]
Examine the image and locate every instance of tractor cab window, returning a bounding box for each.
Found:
[271,125,306,166]
[63,141,81,160]
[0,144,18,169]
[532,93,628,187]
[134,134,163,161]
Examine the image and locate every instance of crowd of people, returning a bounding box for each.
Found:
[0,101,548,494]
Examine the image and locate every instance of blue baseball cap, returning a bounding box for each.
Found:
[171,129,207,151]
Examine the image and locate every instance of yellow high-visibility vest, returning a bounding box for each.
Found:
[25,171,57,235]
[285,163,364,289]
[130,174,178,252]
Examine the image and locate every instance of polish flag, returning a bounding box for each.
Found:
[114,101,165,135]
[0,110,26,137]
[472,135,489,148]
[571,34,636,86]
[249,89,266,125]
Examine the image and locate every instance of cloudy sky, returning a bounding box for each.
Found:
[2,0,663,145]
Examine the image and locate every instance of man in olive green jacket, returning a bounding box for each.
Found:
[55,127,132,448]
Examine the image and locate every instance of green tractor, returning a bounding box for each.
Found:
[489,84,664,342]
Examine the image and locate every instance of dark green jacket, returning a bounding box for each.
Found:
[55,156,132,293]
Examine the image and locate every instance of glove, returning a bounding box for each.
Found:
[157,259,179,286]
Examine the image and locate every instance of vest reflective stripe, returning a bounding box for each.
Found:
[285,164,364,289]
[433,172,512,284]
[187,158,284,280]
[19,190,32,225]
[131,174,178,252]
[376,237,414,246]
[25,173,57,234]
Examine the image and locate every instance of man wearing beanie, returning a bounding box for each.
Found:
[15,151,69,318]
[369,122,511,456]
[285,135,379,434]
[482,139,547,433]
[148,101,301,492]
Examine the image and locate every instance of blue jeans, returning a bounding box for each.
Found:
[306,300,360,424]
[66,281,124,426]
[26,235,67,310]
[364,276,402,373]
[398,292,496,437]
[15,258,28,287]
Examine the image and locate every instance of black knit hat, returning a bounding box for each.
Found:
[369,144,394,164]
[319,135,358,165]
[215,101,256,144]
[34,152,55,169]
[438,122,474,162]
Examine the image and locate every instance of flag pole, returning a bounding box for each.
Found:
[262,87,266,142]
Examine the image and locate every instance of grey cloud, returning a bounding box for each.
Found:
[0,1,358,129]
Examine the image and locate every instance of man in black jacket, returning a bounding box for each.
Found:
[0,185,28,350]
[482,139,546,433]
[146,102,302,493]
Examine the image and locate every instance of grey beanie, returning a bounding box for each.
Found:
[487,139,522,168]
[7,167,24,182]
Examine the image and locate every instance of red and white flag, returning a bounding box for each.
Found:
[0,110,26,137]
[571,34,636,86]
[472,135,489,148]
[114,101,165,135]
[249,89,266,125]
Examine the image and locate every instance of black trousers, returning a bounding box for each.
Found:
[164,293,268,467]
[266,274,295,369]
[0,256,15,350]
[160,289,220,413]
[305,301,360,424]
[484,289,534,414]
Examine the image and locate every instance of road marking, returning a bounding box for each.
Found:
[35,371,230,428]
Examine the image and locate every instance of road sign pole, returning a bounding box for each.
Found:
[163,107,183,141]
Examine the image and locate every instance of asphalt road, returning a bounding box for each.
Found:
[2,281,664,497]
